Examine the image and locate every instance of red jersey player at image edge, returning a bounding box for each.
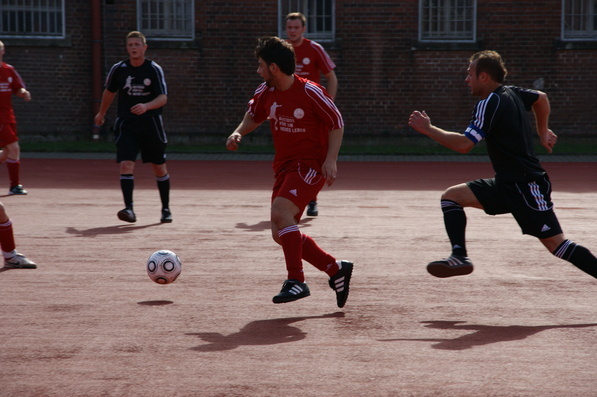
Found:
[0,40,31,196]
[0,40,36,269]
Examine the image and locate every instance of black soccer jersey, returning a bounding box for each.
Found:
[104,59,167,119]
[464,85,546,181]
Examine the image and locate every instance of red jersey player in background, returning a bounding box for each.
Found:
[226,36,353,307]
[0,40,31,196]
[285,12,339,217]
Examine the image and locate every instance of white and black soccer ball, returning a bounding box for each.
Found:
[146,250,182,284]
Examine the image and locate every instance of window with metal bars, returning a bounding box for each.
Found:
[562,0,597,40]
[419,0,476,42]
[138,0,194,40]
[278,0,335,42]
[0,0,64,38]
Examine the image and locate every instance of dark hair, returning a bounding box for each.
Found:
[285,12,306,26]
[255,36,295,76]
[470,50,508,83]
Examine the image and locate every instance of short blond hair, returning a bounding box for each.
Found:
[126,31,146,45]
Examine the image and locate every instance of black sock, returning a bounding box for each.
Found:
[120,174,134,208]
[552,240,597,279]
[441,199,467,257]
[157,174,170,210]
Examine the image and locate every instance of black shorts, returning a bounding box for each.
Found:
[114,115,167,164]
[467,175,562,239]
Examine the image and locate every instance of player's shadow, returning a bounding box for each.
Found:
[236,218,314,232]
[187,312,344,352]
[137,300,174,306]
[65,223,162,237]
[379,320,597,350]
[0,267,28,273]
[235,220,271,232]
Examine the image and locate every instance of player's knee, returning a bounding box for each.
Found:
[0,203,7,221]
[541,234,566,254]
[119,161,135,174]
[270,208,285,229]
[441,183,478,208]
[271,231,282,245]
[152,163,168,176]
[441,184,462,200]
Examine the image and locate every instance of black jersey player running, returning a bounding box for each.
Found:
[94,31,172,224]
[408,50,597,280]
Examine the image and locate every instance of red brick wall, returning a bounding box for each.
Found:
[4,0,596,144]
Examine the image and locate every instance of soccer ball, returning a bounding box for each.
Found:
[146,250,182,284]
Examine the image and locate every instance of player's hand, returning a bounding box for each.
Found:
[130,103,148,115]
[130,103,147,115]
[20,89,31,101]
[226,133,242,151]
[94,113,105,126]
[408,110,431,134]
[322,160,337,186]
[540,129,557,154]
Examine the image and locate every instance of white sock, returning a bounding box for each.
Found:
[3,249,17,259]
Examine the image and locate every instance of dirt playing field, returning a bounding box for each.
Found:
[0,156,595,397]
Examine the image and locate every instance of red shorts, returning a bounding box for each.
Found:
[0,123,19,147]
[272,161,325,218]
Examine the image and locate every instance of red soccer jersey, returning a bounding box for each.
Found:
[0,62,26,123]
[248,75,343,173]
[292,38,336,83]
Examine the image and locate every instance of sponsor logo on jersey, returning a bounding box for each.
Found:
[124,75,151,96]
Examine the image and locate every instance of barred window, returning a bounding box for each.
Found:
[562,0,597,40]
[419,0,476,42]
[279,0,335,42]
[0,0,64,38]
[138,0,194,40]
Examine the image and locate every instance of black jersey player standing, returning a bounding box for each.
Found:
[94,31,172,223]
[408,50,597,280]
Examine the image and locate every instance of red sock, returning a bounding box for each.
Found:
[278,225,304,282]
[301,234,338,276]
[6,159,20,187]
[0,220,16,253]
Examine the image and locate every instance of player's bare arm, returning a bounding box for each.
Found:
[532,91,557,154]
[226,112,261,151]
[130,94,167,115]
[325,70,338,100]
[94,89,117,126]
[322,127,343,186]
[408,110,474,154]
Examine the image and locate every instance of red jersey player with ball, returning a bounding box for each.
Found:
[226,36,353,307]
